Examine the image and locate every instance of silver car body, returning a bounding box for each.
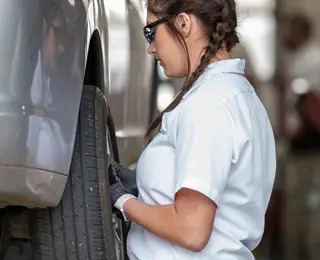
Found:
[0,0,153,208]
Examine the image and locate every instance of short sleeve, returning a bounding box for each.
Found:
[174,102,234,206]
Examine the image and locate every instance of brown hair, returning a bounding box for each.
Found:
[144,0,239,141]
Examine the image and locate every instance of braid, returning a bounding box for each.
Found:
[220,1,239,50]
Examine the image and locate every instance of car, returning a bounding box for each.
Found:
[0,0,155,259]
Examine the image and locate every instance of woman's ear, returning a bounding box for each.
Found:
[175,12,192,37]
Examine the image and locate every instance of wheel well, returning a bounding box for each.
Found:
[83,31,120,162]
[84,30,104,91]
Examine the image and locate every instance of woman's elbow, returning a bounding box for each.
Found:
[183,234,210,252]
[180,226,212,252]
[174,188,216,252]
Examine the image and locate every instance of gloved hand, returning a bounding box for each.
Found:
[108,160,138,221]
[109,160,138,197]
[108,168,128,205]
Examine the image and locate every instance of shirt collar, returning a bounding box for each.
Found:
[182,58,246,99]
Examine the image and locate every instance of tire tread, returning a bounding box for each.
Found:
[30,85,117,260]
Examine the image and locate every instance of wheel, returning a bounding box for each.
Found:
[29,85,125,260]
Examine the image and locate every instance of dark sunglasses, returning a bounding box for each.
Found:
[143,16,172,44]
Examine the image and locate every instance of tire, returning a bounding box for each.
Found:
[30,85,124,260]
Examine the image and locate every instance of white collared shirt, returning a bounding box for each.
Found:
[127,59,276,260]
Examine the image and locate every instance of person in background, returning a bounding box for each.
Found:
[280,13,320,260]
[108,0,276,259]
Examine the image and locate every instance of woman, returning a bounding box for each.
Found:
[109,0,277,259]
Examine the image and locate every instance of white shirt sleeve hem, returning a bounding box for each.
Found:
[175,176,221,207]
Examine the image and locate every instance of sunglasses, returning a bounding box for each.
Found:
[143,16,173,44]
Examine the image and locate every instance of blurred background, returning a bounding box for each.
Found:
[153,0,320,259]
[4,0,319,259]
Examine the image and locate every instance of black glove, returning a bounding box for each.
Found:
[109,160,138,197]
[108,165,125,200]
[108,160,138,221]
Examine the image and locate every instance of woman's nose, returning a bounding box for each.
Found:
[147,42,156,56]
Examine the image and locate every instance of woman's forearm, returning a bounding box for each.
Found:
[123,198,208,252]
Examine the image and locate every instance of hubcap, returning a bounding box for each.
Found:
[112,214,124,260]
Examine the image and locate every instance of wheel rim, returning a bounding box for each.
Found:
[112,213,124,260]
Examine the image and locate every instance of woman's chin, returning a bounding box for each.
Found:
[160,61,186,78]
[163,69,184,79]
